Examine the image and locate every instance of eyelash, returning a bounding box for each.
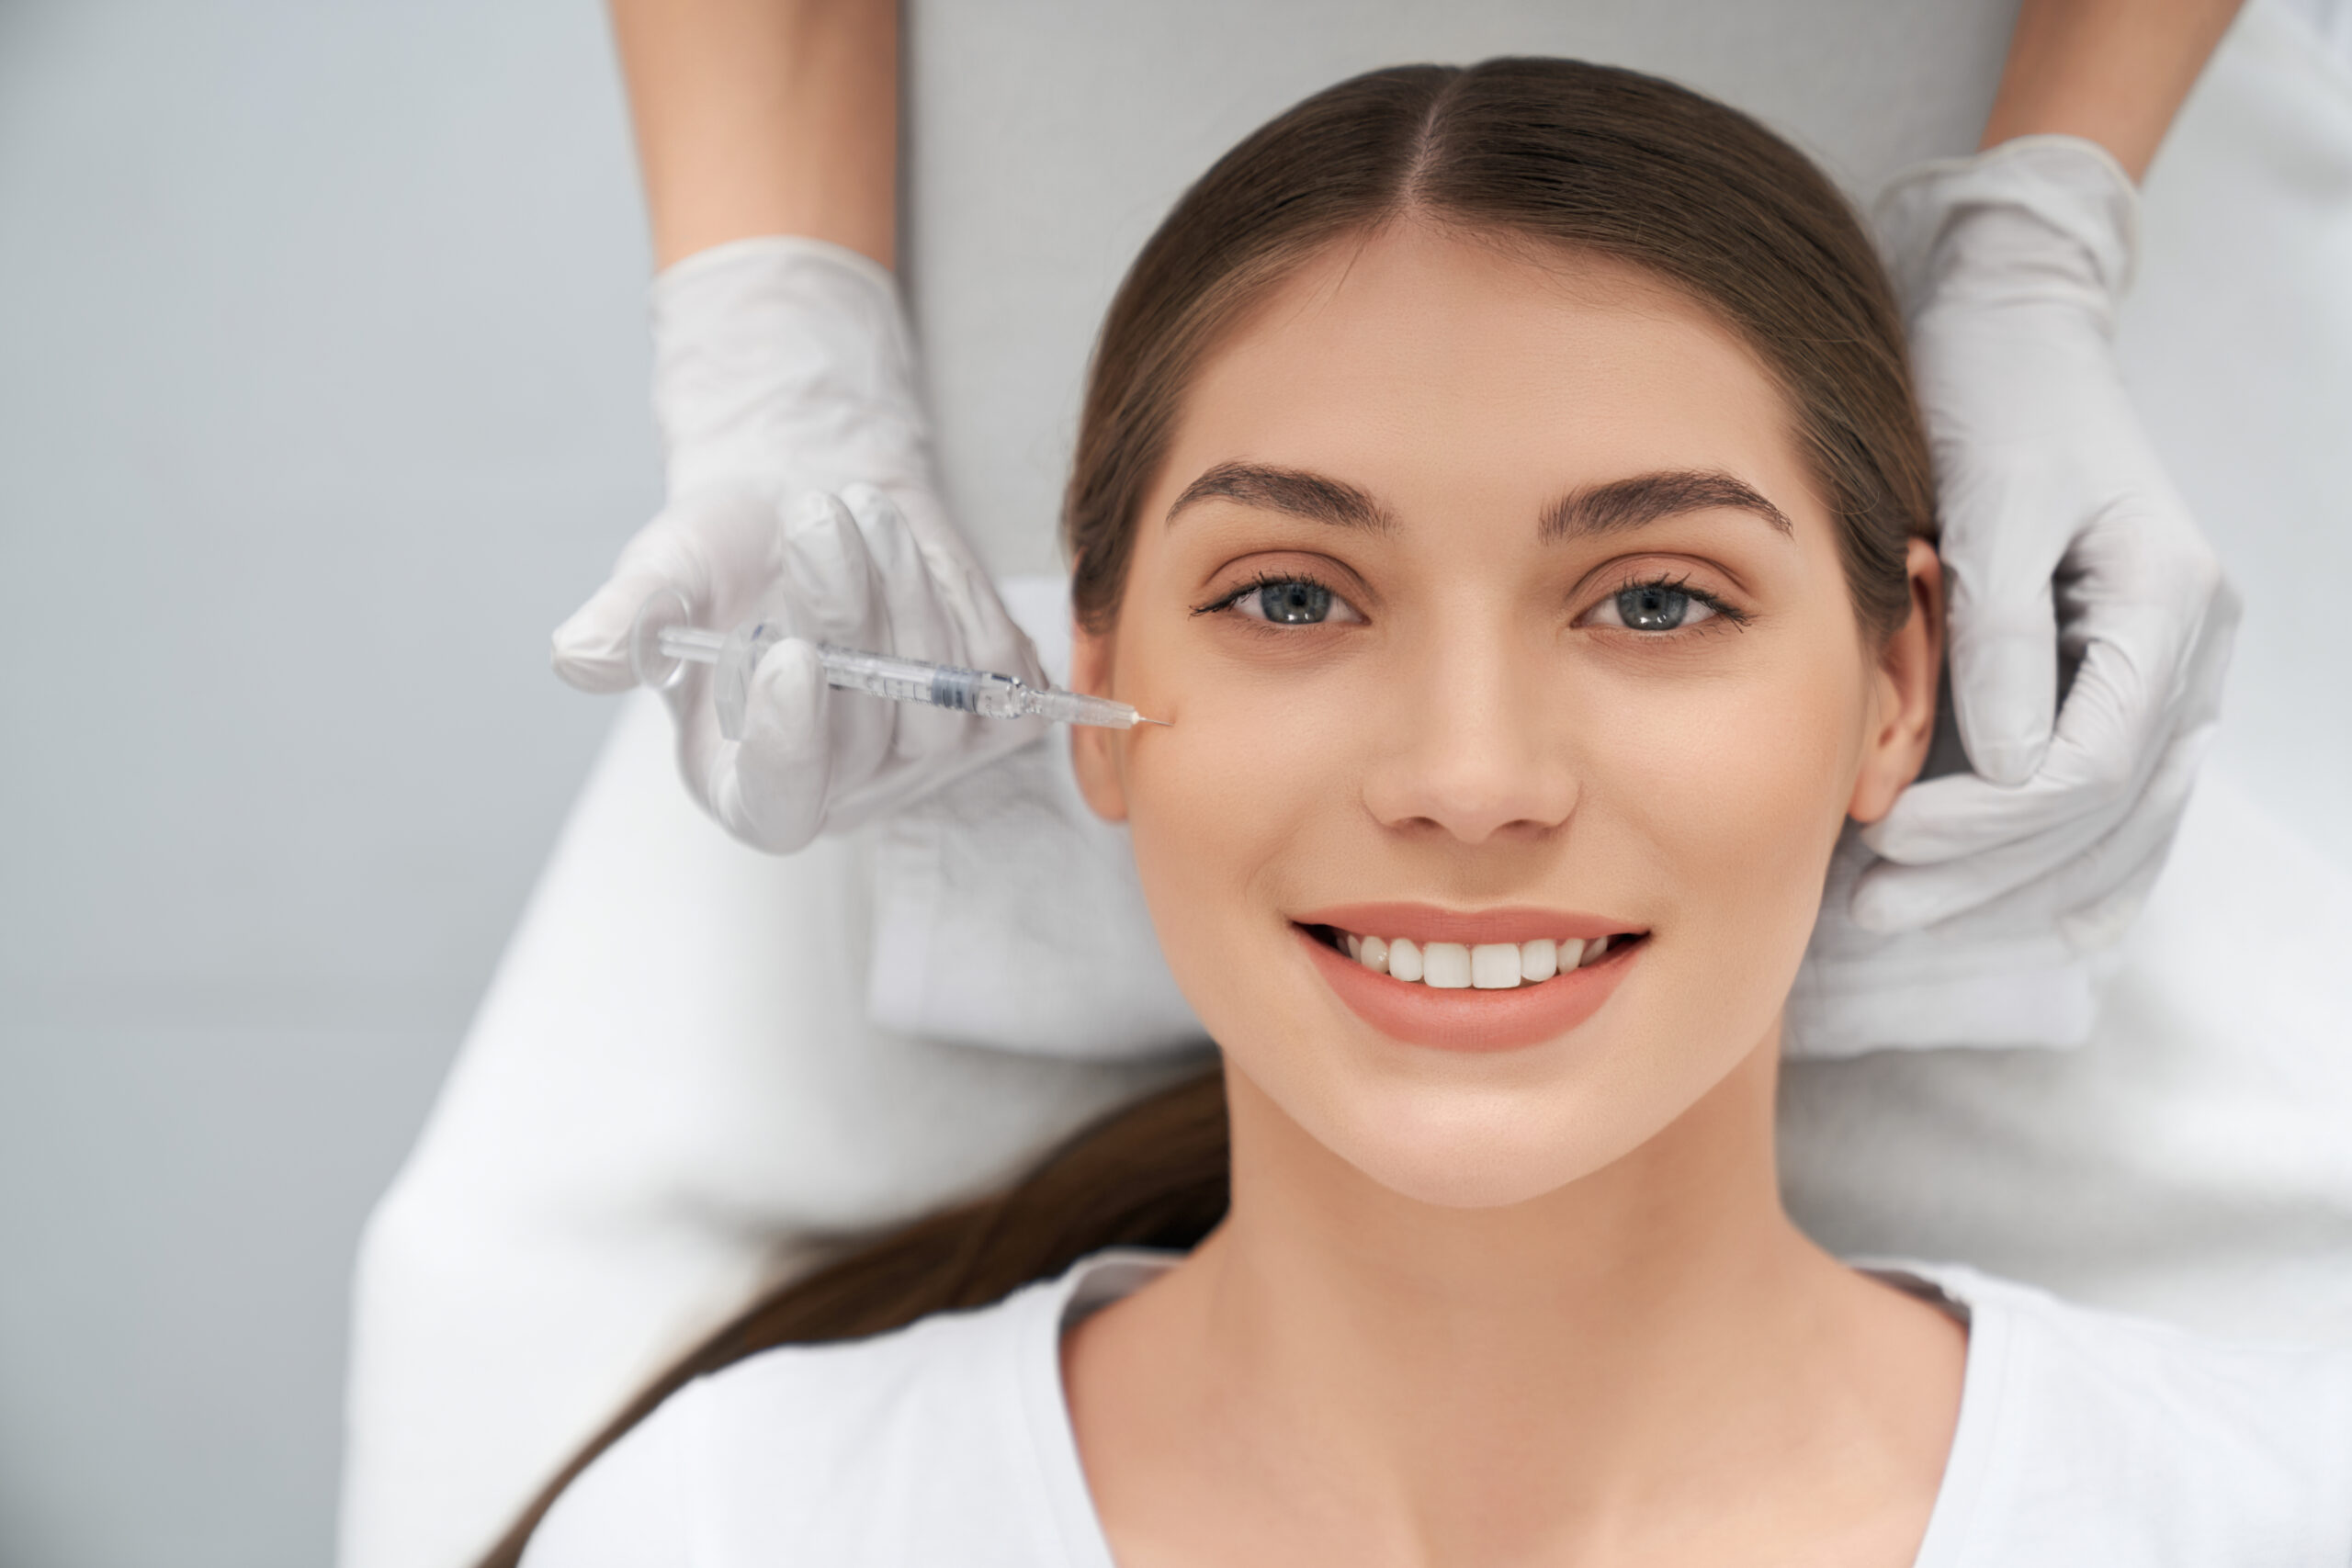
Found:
[1191,570,1351,619]
[1591,572,1751,632]
[1194,570,1750,631]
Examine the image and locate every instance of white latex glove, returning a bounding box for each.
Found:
[548,236,1047,852]
[1788,135,2240,1056]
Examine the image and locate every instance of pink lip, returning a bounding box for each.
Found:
[1291,902,1635,947]
[1295,924,1642,1054]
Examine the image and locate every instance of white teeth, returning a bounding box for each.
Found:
[1471,943,1521,988]
[1341,929,1626,988]
[1422,942,1471,988]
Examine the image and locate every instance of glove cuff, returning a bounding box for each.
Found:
[650,235,933,502]
[1871,134,2140,331]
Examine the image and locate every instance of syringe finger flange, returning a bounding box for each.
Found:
[628,585,700,690]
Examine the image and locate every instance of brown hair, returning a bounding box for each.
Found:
[1067,57,1933,638]
[482,57,1933,1563]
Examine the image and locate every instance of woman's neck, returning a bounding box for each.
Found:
[1063,1034,1966,1568]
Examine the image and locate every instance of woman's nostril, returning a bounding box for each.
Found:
[1360,716,1577,839]
[1365,773,1578,844]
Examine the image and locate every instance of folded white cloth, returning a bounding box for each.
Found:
[1784,762,2352,1345]
[864,577,1200,1057]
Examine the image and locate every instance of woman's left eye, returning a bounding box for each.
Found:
[1584,581,1725,632]
[1216,578,1364,626]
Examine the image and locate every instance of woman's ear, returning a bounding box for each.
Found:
[1848,537,1945,824]
[1067,619,1131,823]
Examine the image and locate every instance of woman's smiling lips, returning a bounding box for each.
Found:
[1290,903,1645,1053]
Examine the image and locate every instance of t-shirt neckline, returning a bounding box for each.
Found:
[1013,1249,2009,1568]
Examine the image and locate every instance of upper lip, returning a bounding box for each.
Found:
[1290,902,1640,946]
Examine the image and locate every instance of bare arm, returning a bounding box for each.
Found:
[608,0,898,269]
[1980,0,2245,178]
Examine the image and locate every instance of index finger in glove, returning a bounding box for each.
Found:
[1852,716,2211,932]
[838,482,970,761]
[770,491,895,784]
[779,491,893,645]
[844,479,1047,686]
[1940,547,2062,788]
[710,637,837,854]
[1866,569,2232,869]
[1865,632,2146,868]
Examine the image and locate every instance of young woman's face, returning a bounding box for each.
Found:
[1074,223,1938,1208]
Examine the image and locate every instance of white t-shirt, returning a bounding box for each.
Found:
[525,1251,2352,1566]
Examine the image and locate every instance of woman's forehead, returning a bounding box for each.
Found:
[1163,226,1814,530]
[1216,225,1764,393]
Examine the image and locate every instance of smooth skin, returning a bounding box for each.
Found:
[1981,0,2245,178]
[1057,225,1954,1567]
[610,0,897,267]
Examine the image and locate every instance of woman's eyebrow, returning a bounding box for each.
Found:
[1540,469,1793,542]
[1165,461,1397,534]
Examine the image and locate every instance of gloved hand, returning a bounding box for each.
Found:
[549,236,1047,852]
[1791,135,2240,1055]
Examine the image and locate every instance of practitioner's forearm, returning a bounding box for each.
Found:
[1980,0,2244,178]
[609,0,897,269]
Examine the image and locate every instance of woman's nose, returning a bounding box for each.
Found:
[1359,639,1577,845]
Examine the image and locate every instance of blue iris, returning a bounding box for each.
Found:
[1257,581,1334,624]
[1615,584,1691,630]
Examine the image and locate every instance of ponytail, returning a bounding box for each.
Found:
[476,1067,1228,1566]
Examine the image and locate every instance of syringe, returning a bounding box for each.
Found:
[629,589,1165,739]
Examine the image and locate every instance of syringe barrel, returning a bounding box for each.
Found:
[815,646,1030,718]
[633,586,1141,735]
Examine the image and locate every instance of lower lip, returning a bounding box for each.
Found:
[1297,927,1639,1053]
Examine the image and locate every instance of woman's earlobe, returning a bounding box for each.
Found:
[1848,539,1946,824]
[1068,623,1131,823]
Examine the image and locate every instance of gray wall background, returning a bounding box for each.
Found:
[0,3,654,1562]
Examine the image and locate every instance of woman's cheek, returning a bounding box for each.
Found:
[1593,654,1858,969]
[1122,672,1349,993]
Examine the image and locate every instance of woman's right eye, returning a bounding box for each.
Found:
[1216,578,1365,626]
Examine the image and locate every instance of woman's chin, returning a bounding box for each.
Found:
[1360,1152,1607,1212]
[1277,1075,1668,1211]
